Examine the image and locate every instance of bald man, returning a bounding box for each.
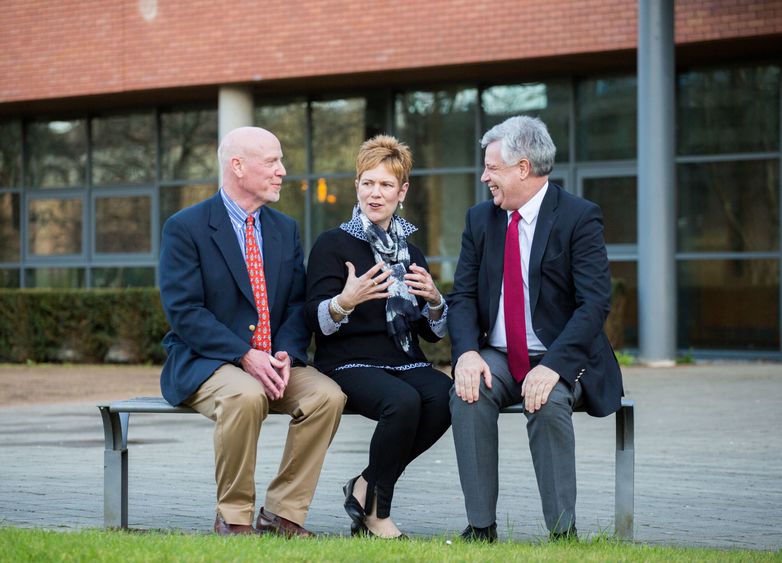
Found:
[159,127,345,537]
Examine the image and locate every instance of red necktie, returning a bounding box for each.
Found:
[504,211,530,382]
[245,216,271,353]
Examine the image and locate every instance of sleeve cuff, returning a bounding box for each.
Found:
[318,298,348,335]
[423,303,448,338]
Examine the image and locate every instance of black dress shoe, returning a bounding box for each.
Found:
[343,475,366,528]
[549,526,578,542]
[460,522,497,542]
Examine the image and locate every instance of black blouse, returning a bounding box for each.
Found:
[305,227,442,374]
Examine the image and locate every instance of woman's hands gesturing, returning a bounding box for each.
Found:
[404,263,441,306]
[336,261,393,311]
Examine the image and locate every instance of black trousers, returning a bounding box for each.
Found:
[329,365,452,518]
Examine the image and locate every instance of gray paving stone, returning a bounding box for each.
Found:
[0,363,780,550]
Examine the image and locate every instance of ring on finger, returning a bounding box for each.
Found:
[372,279,377,286]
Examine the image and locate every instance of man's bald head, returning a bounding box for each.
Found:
[218,127,279,173]
[218,126,286,212]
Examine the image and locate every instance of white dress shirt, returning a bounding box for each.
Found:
[488,181,548,354]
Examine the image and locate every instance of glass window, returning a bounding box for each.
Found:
[678,64,780,155]
[312,98,369,174]
[95,195,152,254]
[92,267,155,288]
[482,81,571,161]
[26,119,87,188]
[678,259,779,350]
[0,192,20,262]
[269,178,306,233]
[402,173,475,278]
[161,108,218,181]
[310,177,356,241]
[608,261,638,349]
[91,112,155,186]
[0,269,20,288]
[159,184,217,232]
[256,99,307,177]
[678,160,779,252]
[28,198,82,256]
[25,267,85,288]
[576,76,636,161]
[396,88,477,169]
[582,176,637,245]
[0,120,22,187]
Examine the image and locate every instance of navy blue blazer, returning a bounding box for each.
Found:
[448,183,623,417]
[159,192,310,406]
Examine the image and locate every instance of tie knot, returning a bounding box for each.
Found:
[246,215,255,227]
[511,210,522,224]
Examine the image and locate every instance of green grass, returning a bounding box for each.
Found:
[1,528,779,562]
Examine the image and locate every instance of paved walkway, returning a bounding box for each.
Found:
[0,363,780,551]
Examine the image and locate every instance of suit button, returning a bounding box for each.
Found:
[249,324,256,331]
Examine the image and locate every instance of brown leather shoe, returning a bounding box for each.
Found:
[256,507,315,538]
[214,514,262,536]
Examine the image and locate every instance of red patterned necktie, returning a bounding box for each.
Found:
[504,211,530,382]
[245,216,271,353]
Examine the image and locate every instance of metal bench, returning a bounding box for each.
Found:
[98,397,635,538]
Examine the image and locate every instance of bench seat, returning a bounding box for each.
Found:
[98,396,635,538]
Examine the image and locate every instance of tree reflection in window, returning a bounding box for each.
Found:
[161,109,218,181]
[0,192,20,261]
[28,198,82,256]
[92,113,155,186]
[395,88,476,169]
[0,120,22,187]
[26,120,87,188]
[95,196,152,253]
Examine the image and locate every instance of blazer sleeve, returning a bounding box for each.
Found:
[159,215,251,363]
[270,220,310,365]
[447,207,484,364]
[540,203,613,384]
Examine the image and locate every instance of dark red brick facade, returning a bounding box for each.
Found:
[1,0,780,105]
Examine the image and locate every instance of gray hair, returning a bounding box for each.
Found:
[480,116,556,176]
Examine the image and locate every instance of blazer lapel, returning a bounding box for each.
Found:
[487,205,507,331]
[259,207,281,309]
[528,184,559,316]
[208,194,255,307]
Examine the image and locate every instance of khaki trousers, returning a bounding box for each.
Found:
[184,363,346,526]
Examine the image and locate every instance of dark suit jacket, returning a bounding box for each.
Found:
[159,192,310,406]
[448,183,623,417]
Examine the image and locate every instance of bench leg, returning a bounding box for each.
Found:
[614,403,635,539]
[99,407,128,529]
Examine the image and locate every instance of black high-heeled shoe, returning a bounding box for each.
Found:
[342,475,366,528]
[351,521,408,540]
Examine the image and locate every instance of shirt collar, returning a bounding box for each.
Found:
[507,181,549,225]
[220,187,260,226]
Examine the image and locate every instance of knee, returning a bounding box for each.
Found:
[449,386,466,414]
[449,385,480,415]
[305,377,346,417]
[525,393,570,423]
[322,383,347,415]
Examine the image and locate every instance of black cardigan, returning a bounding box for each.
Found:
[305,228,442,374]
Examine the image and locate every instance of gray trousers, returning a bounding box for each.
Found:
[449,347,582,533]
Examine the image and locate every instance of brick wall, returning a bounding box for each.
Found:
[1,0,780,103]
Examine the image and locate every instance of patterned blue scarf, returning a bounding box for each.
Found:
[341,205,421,356]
